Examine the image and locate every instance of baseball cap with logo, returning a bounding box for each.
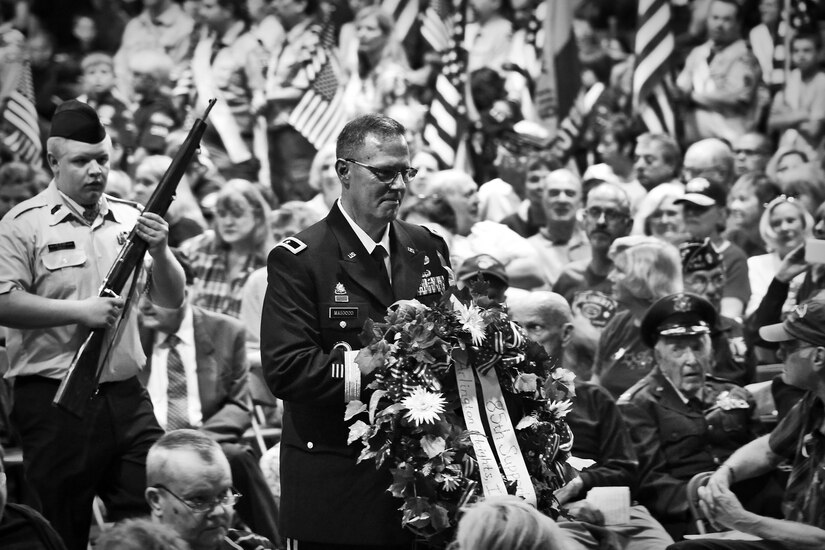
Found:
[675,177,727,208]
[456,254,509,285]
[759,297,825,347]
[679,239,722,273]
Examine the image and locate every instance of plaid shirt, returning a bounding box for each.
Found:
[180,231,267,319]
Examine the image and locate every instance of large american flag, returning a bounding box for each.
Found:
[288,18,346,150]
[1,56,41,165]
[421,0,467,168]
[633,0,676,136]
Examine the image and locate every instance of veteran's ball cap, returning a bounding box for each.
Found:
[675,177,727,208]
[679,239,722,274]
[640,292,717,347]
[759,298,825,347]
[457,254,509,285]
[49,100,107,143]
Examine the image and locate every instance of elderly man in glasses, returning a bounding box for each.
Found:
[261,113,452,549]
[680,240,754,385]
[145,429,274,550]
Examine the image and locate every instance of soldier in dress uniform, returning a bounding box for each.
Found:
[261,114,452,550]
[617,292,762,540]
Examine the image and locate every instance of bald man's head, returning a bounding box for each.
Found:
[510,292,573,360]
[682,138,735,188]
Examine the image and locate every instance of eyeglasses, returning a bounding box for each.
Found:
[685,272,726,293]
[153,484,242,514]
[341,158,418,186]
[584,206,627,223]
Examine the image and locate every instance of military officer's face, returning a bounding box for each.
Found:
[49,137,111,207]
[339,133,409,236]
[654,334,712,397]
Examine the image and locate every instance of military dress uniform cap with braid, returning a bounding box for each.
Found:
[640,292,717,348]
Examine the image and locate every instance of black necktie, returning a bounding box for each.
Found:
[165,334,190,430]
[82,205,98,224]
[372,245,390,286]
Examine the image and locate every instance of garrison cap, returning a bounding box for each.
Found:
[679,239,722,273]
[640,292,717,347]
[49,99,107,143]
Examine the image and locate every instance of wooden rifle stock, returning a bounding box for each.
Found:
[53,99,216,417]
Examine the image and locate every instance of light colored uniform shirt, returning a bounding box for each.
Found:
[146,305,204,429]
[199,21,264,134]
[0,182,147,381]
[115,3,194,80]
[264,17,321,127]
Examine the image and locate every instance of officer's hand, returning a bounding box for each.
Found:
[775,243,808,283]
[135,212,170,257]
[78,295,125,328]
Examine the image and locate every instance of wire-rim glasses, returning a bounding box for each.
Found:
[153,484,242,514]
[341,158,418,186]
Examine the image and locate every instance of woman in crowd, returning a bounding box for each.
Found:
[304,144,340,219]
[780,163,825,215]
[342,6,411,118]
[451,495,570,550]
[133,155,206,247]
[746,195,814,316]
[592,237,683,399]
[584,113,646,213]
[637,187,689,247]
[725,172,782,257]
[179,178,274,319]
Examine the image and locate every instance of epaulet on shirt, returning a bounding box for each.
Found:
[275,236,307,254]
[107,195,143,211]
[7,196,48,220]
[617,379,648,404]
[420,224,446,241]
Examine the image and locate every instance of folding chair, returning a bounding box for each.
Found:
[243,366,282,456]
[687,471,714,535]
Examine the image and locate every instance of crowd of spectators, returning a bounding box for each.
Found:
[3,0,825,548]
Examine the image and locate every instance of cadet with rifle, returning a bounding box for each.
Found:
[0,100,193,550]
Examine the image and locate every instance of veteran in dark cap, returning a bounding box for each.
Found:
[456,253,509,303]
[0,100,185,550]
[618,292,762,540]
[680,240,755,384]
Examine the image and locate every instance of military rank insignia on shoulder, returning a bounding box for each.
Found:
[275,237,307,254]
[420,224,445,240]
[107,195,143,211]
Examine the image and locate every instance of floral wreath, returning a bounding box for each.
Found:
[345,281,576,547]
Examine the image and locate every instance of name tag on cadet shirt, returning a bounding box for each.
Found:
[47,241,76,252]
